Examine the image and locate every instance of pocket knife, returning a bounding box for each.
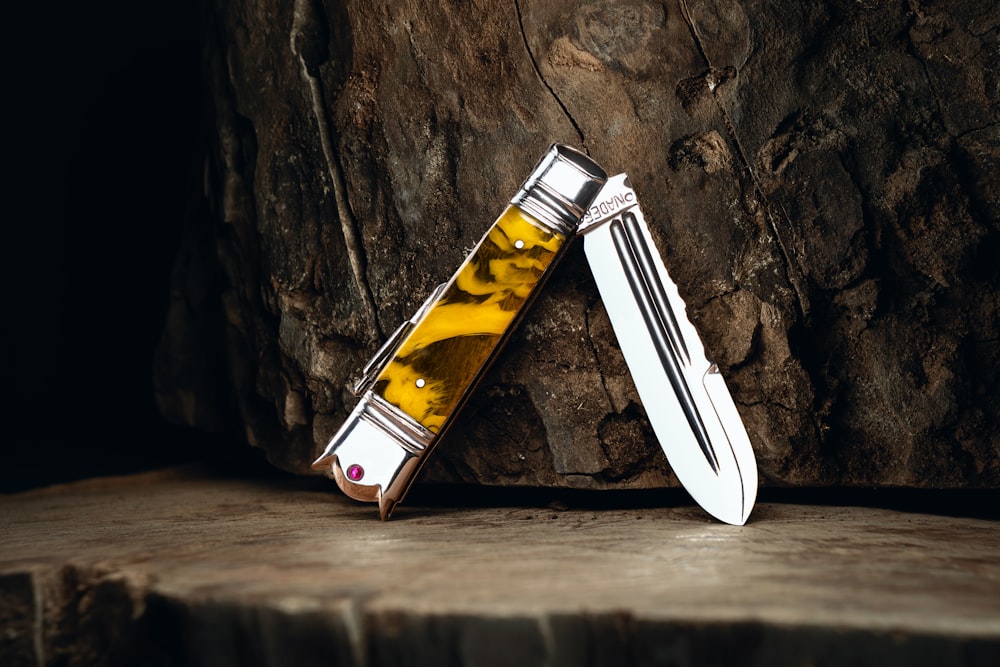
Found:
[313,145,608,519]
[314,145,758,524]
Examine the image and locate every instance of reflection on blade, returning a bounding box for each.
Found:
[580,174,758,525]
[610,215,719,473]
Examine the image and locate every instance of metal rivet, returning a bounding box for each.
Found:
[514,239,525,249]
[416,378,426,388]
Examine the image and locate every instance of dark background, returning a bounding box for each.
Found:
[4,4,996,519]
[3,3,235,491]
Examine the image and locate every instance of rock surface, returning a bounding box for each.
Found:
[2,469,999,665]
[155,0,1000,488]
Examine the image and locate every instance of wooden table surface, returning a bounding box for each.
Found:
[2,466,998,666]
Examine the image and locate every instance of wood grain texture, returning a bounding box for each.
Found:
[155,0,999,488]
[1,469,998,665]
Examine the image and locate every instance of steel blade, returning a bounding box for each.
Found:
[581,174,758,524]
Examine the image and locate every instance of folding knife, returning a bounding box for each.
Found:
[313,145,608,519]
[579,174,758,524]
[314,145,757,524]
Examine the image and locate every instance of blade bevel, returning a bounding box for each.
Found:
[609,217,720,474]
[622,211,692,366]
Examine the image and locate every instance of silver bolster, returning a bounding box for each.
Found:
[511,144,607,235]
[323,391,435,461]
[314,393,434,491]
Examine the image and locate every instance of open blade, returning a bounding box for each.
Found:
[580,174,758,524]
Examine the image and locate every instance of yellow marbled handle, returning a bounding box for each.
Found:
[372,205,565,432]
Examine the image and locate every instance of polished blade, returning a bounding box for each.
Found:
[581,174,758,524]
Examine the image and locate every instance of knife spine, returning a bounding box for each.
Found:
[609,214,721,474]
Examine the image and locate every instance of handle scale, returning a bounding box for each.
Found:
[372,206,565,433]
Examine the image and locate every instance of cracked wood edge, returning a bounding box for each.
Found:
[2,471,1000,666]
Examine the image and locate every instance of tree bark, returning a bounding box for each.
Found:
[155,0,1000,488]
